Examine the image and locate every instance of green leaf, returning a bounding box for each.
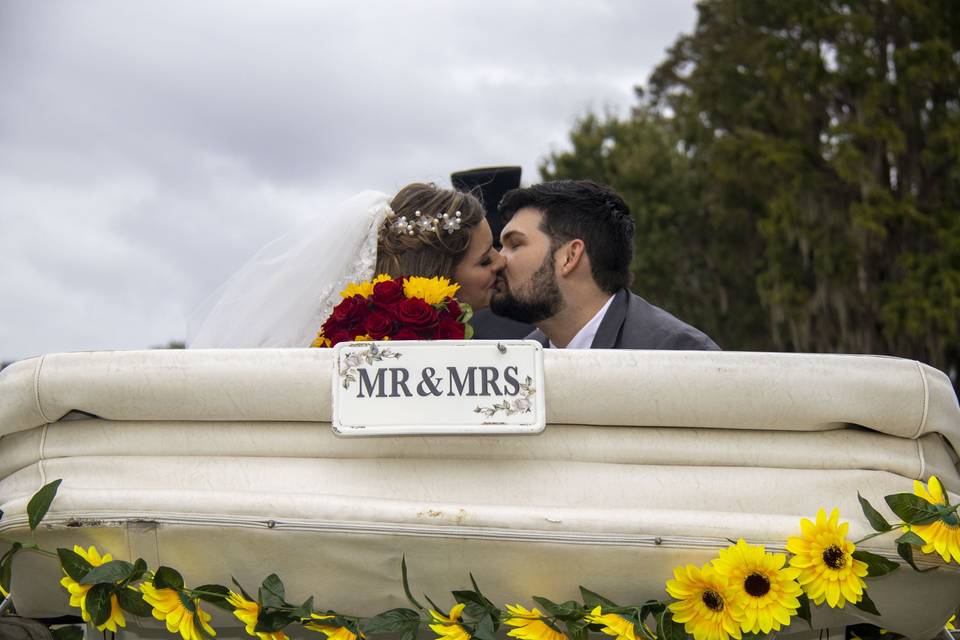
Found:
[895,542,938,572]
[936,504,960,526]
[86,583,115,626]
[57,547,93,581]
[795,592,812,627]
[255,611,296,633]
[564,617,591,640]
[531,596,584,620]
[858,493,892,532]
[400,556,425,611]
[362,608,421,635]
[259,573,286,608]
[51,627,85,640]
[851,550,899,577]
[117,587,154,617]
[656,609,687,640]
[231,576,255,602]
[127,558,148,584]
[884,493,940,524]
[153,566,184,591]
[80,559,134,585]
[27,478,62,531]
[853,590,881,616]
[579,586,618,610]
[0,542,23,594]
[194,584,232,611]
[895,530,927,546]
[292,596,315,619]
[472,615,496,640]
[463,324,475,340]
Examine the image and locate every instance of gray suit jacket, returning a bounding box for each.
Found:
[526,288,720,350]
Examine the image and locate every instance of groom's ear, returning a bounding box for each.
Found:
[557,239,586,277]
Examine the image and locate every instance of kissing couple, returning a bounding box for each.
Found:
[189,181,717,351]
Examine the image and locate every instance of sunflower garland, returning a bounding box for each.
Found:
[7,476,960,640]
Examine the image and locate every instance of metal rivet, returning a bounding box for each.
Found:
[654,536,662,545]
[497,343,507,354]
[266,520,276,529]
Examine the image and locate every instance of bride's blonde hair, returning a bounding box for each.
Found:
[376,183,486,280]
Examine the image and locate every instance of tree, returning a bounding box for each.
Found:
[545,0,960,377]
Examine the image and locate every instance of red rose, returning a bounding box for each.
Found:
[326,329,354,346]
[330,296,368,328]
[442,299,462,321]
[437,318,466,339]
[364,310,395,339]
[394,297,438,328]
[371,279,404,305]
[391,327,422,341]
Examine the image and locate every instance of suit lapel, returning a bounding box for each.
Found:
[590,289,628,349]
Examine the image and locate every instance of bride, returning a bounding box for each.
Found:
[188,183,505,348]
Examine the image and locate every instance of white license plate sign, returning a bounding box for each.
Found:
[332,340,545,436]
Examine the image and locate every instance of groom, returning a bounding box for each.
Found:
[490,180,719,350]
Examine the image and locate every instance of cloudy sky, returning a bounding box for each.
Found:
[0,1,697,361]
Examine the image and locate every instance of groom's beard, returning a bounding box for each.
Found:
[490,254,563,324]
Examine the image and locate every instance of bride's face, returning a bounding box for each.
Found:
[453,219,506,310]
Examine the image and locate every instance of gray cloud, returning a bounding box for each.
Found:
[0,0,696,360]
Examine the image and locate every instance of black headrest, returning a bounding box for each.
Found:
[451,166,522,247]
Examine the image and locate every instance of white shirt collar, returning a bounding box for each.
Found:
[548,295,615,349]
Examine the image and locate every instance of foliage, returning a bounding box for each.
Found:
[543,0,960,375]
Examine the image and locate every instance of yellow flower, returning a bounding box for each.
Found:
[403,276,460,305]
[58,545,127,632]
[141,582,216,640]
[305,614,361,640]
[429,603,471,640]
[352,334,373,342]
[947,614,957,631]
[340,274,392,299]
[503,604,567,640]
[311,332,332,348]
[911,475,960,563]
[711,539,803,634]
[0,583,8,598]
[666,563,743,640]
[226,591,287,640]
[585,606,636,640]
[786,508,868,608]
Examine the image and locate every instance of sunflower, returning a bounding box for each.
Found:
[585,606,637,640]
[226,591,287,640]
[403,276,460,305]
[666,563,743,640]
[428,603,471,640]
[503,604,568,640]
[140,582,216,640]
[305,614,361,640]
[785,508,868,608]
[58,545,127,632]
[911,475,960,563]
[711,539,803,634]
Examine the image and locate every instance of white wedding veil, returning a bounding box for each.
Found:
[187,190,393,348]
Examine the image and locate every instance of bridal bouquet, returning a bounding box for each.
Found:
[312,274,473,347]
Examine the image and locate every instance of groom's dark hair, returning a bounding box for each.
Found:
[498,180,634,294]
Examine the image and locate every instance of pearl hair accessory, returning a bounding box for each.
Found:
[389,209,462,236]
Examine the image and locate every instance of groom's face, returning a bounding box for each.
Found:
[490,207,564,324]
